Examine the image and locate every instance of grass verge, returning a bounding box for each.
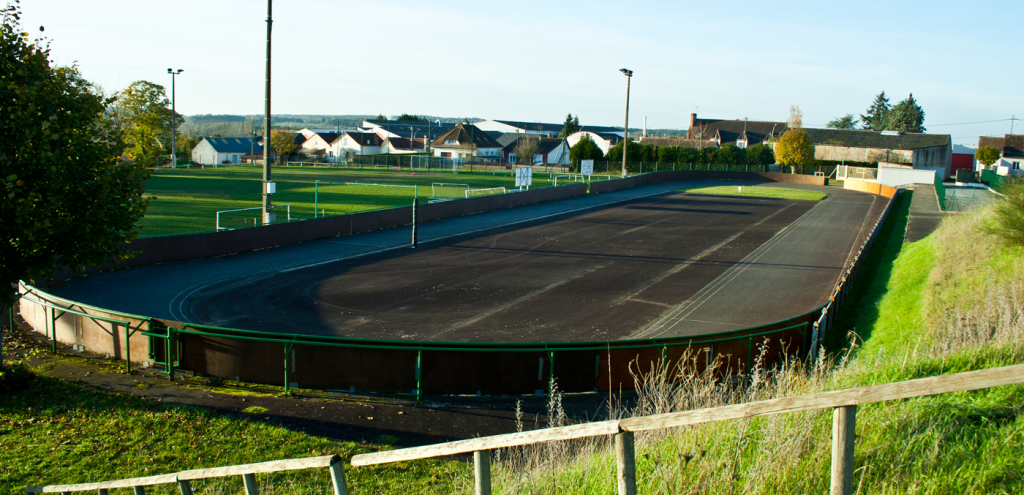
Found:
[0,371,469,494]
[681,185,828,201]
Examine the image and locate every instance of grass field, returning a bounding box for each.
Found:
[0,370,469,494]
[137,167,557,236]
[681,185,828,201]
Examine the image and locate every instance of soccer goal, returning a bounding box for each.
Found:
[431,183,470,200]
[466,187,506,198]
[313,181,418,218]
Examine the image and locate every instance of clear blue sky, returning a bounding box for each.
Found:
[20,0,1024,144]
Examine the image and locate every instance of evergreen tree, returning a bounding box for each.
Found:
[860,92,891,131]
[826,114,858,129]
[886,94,926,133]
[559,113,582,138]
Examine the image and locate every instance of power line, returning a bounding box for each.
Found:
[926,118,1012,127]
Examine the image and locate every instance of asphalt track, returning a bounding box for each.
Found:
[51,180,885,342]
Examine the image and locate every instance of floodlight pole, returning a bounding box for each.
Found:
[167,69,183,168]
[620,68,633,178]
[262,0,275,224]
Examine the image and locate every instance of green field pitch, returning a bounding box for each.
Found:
[137,166,554,236]
[680,185,828,202]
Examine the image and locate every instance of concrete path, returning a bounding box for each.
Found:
[905,185,946,243]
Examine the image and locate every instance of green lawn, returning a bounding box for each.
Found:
[137,166,557,236]
[681,185,828,201]
[0,372,468,494]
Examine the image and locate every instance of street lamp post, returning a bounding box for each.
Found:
[167,68,183,168]
[619,68,633,178]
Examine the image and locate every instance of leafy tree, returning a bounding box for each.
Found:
[788,105,804,129]
[775,129,815,170]
[109,80,180,167]
[375,114,388,121]
[976,146,1002,168]
[269,130,297,162]
[569,134,604,164]
[395,114,427,123]
[676,146,699,164]
[1,2,150,358]
[827,114,858,129]
[886,93,926,133]
[558,114,581,138]
[745,144,776,165]
[657,146,676,163]
[514,137,539,165]
[861,91,891,131]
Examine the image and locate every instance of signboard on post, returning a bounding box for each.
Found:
[515,167,533,188]
[581,160,594,176]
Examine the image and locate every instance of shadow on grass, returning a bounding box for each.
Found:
[824,190,913,351]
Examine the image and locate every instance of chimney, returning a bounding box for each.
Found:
[690,113,697,129]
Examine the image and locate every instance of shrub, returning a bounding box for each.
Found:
[0,361,32,395]
[986,178,1024,247]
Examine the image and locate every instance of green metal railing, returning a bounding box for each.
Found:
[934,172,947,210]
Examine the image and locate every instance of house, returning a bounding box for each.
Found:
[685,113,787,148]
[475,119,624,137]
[333,131,384,158]
[803,128,952,179]
[978,134,1024,176]
[381,136,427,154]
[430,124,504,162]
[637,137,716,149]
[496,134,570,165]
[361,119,455,141]
[299,131,342,161]
[191,137,265,165]
[565,131,624,156]
[951,144,977,176]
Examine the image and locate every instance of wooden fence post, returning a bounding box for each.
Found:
[474,450,491,495]
[329,459,350,495]
[614,431,637,495]
[177,480,193,495]
[242,473,258,495]
[830,405,857,495]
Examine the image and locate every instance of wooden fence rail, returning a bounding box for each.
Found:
[350,364,1024,495]
[25,366,1024,495]
[24,455,347,495]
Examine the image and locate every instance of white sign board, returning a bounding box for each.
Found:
[581,160,594,175]
[515,167,533,188]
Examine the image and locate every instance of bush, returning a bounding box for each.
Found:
[0,361,32,395]
[987,178,1024,247]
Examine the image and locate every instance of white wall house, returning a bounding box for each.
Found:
[299,132,343,161]
[978,134,1024,176]
[430,124,504,161]
[333,131,383,158]
[566,131,623,156]
[191,137,263,165]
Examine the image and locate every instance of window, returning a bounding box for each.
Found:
[445,139,457,145]
[737,140,747,149]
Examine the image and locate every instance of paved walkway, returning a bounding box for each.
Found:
[905,185,946,243]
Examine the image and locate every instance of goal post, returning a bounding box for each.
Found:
[430,183,470,200]
[465,187,506,198]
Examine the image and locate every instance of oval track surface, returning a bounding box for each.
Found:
[51,181,884,342]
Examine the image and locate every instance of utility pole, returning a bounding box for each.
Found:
[619,68,633,178]
[167,69,183,168]
[262,0,275,224]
